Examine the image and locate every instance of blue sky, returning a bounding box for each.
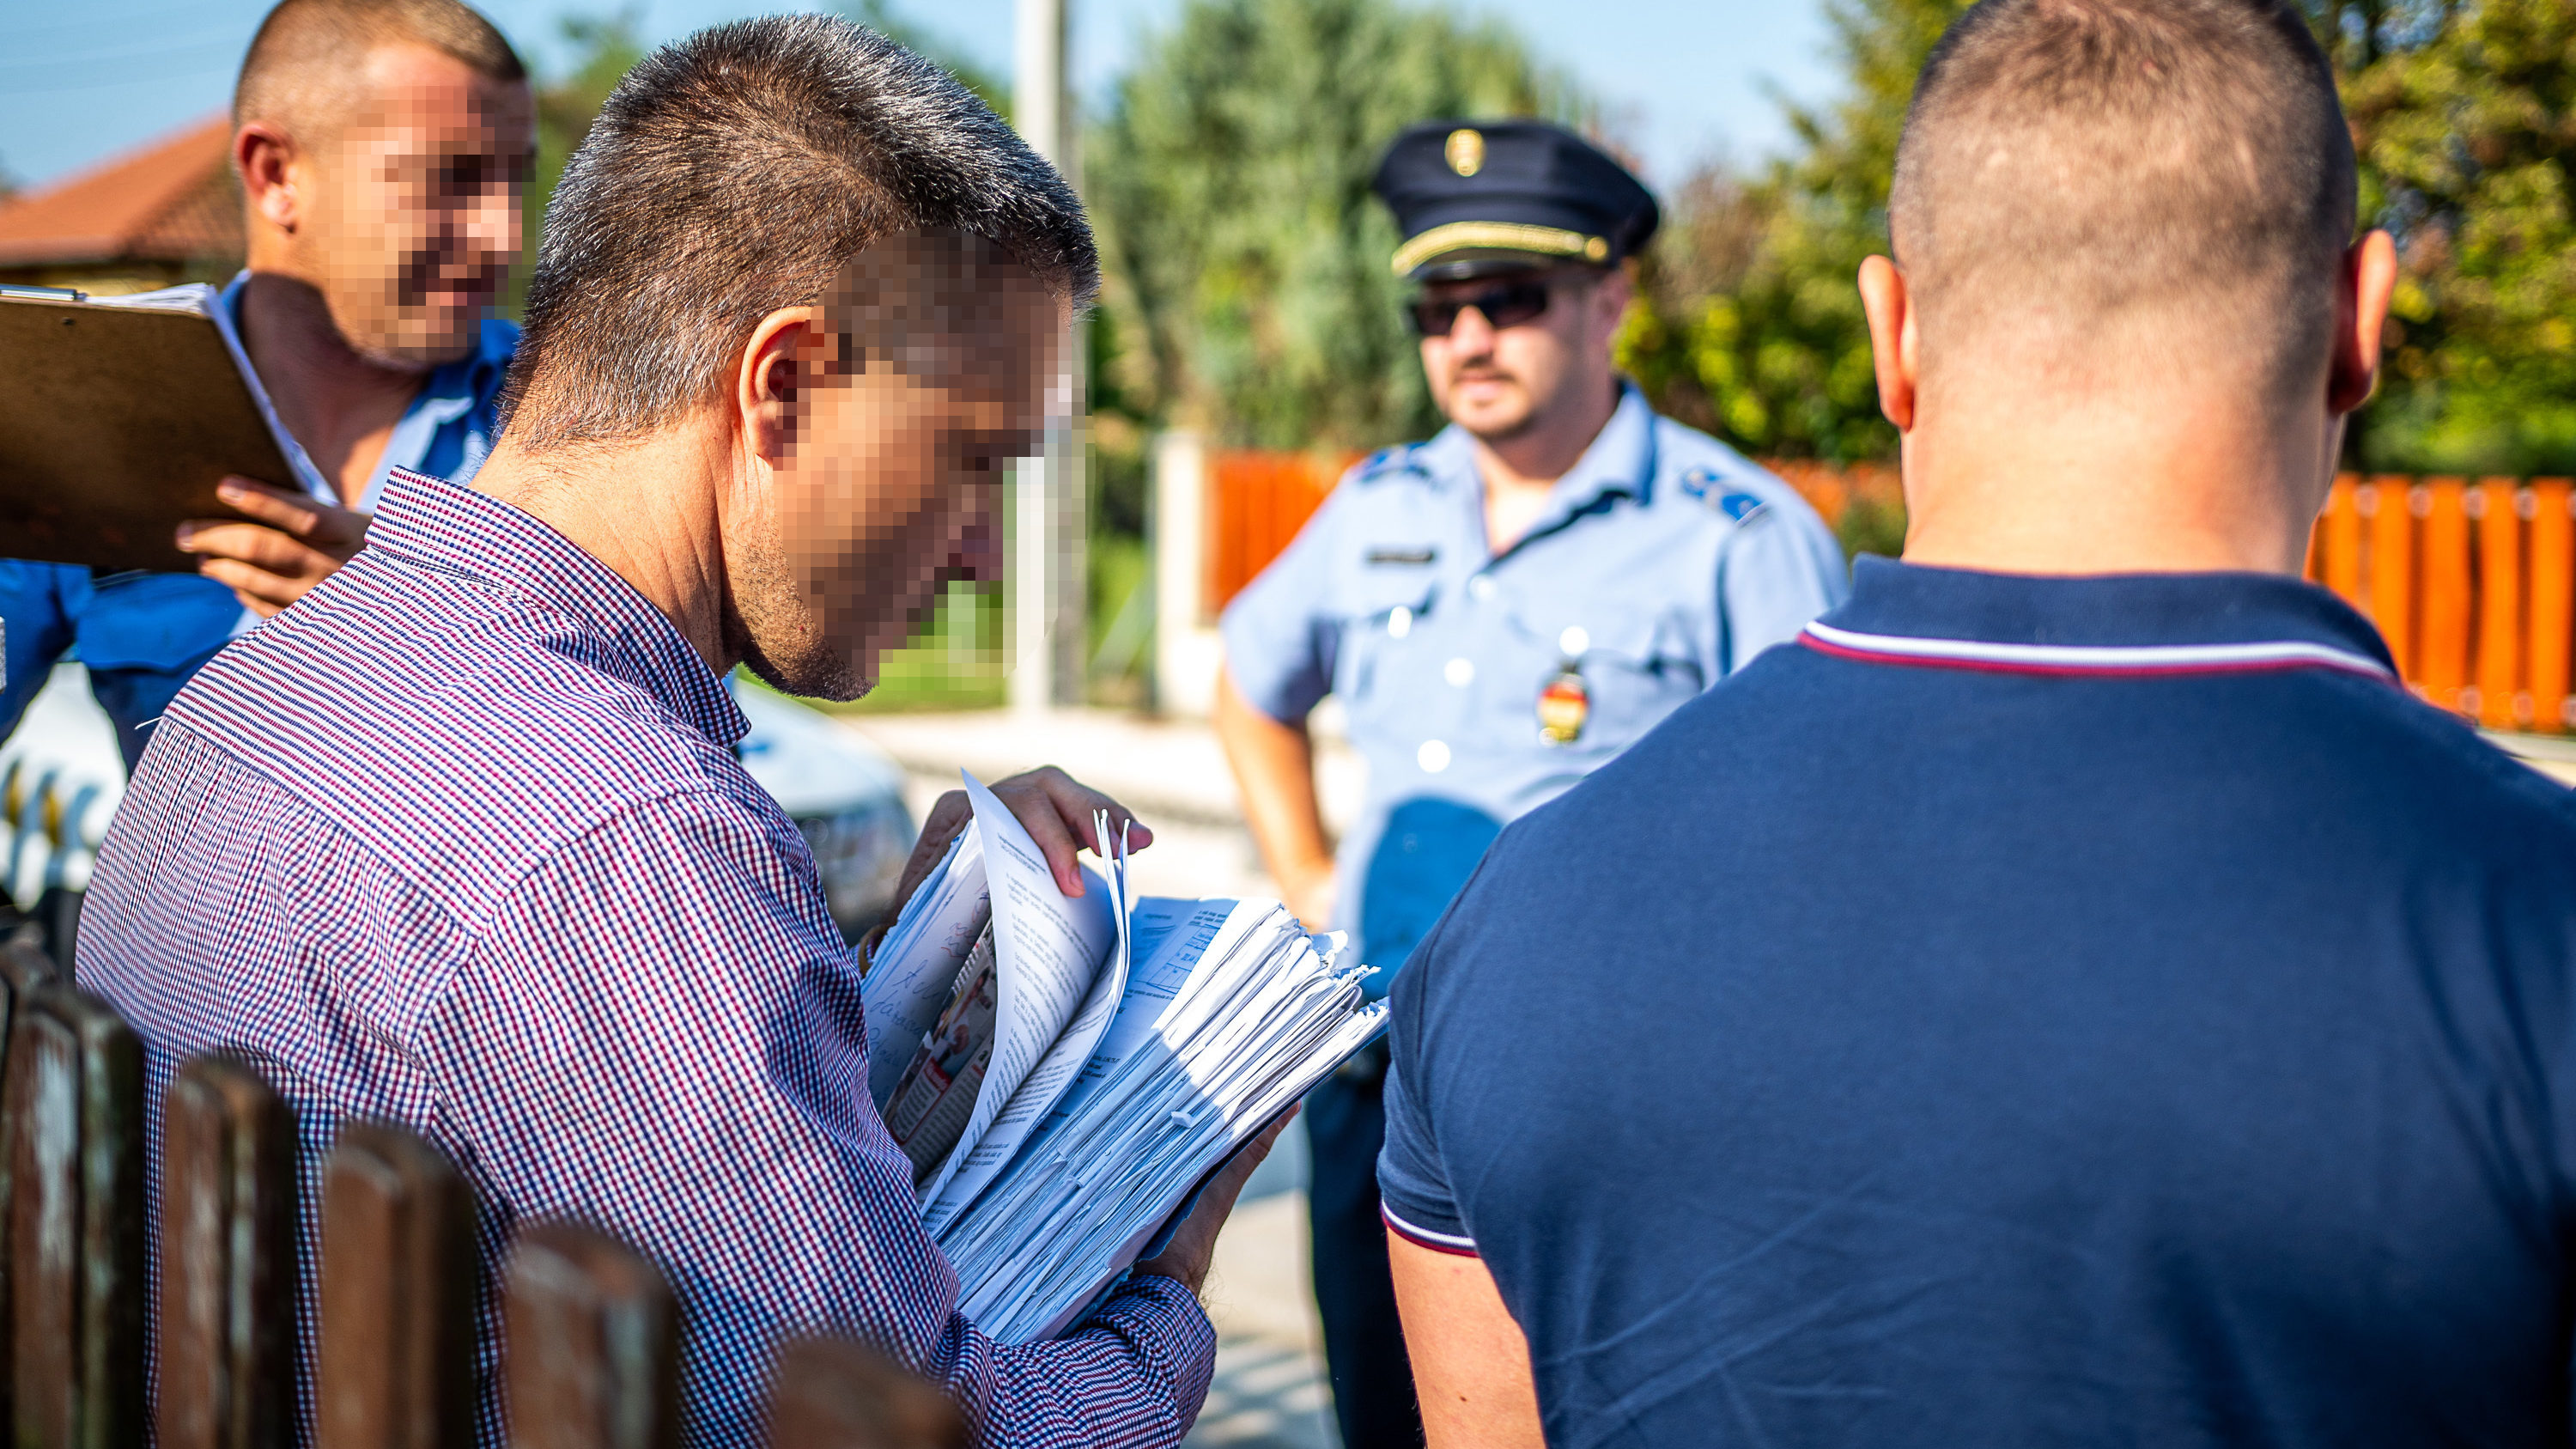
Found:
[0,0,1840,194]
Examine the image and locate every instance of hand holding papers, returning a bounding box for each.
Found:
[862,772,1387,1343]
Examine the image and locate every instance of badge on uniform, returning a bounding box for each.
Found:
[1679,466,1769,523]
[1537,624,1590,746]
[1537,668,1588,746]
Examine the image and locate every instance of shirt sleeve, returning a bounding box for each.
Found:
[1218,488,1350,724]
[0,561,76,743]
[1376,903,1477,1256]
[423,790,1214,1449]
[1716,500,1851,676]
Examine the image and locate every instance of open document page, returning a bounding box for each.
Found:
[861,778,1385,1344]
[921,813,1133,1233]
[879,922,999,1179]
[863,774,1118,1202]
[863,826,990,1108]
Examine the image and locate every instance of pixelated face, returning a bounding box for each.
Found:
[1417,266,1624,442]
[734,234,1065,702]
[301,43,533,369]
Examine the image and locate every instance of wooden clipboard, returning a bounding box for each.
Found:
[0,287,289,574]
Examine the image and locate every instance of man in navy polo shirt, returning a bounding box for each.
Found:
[1379,1,2576,1446]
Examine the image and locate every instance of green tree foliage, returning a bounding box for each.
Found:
[1631,0,2576,474]
[2337,0,2576,472]
[1088,0,1570,451]
[1621,0,1963,465]
[502,12,646,320]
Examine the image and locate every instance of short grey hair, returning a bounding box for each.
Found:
[499,15,1096,449]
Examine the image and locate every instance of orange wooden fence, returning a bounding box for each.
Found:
[2306,475,2576,733]
[1759,460,1905,531]
[1201,453,2576,735]
[1202,450,1879,612]
[1207,451,1358,612]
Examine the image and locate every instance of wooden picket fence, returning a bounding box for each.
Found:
[2306,475,2576,732]
[1206,452,1357,616]
[0,926,965,1449]
[1199,451,1903,616]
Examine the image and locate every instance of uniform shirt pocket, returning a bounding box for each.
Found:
[1333,575,1442,711]
[1501,605,1704,756]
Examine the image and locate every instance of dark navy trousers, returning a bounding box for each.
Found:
[1305,1042,1425,1449]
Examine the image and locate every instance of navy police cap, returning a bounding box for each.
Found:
[1371,119,1660,281]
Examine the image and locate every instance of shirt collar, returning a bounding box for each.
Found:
[1425,382,1656,561]
[1547,381,1656,510]
[219,272,514,504]
[1805,557,2397,681]
[366,468,750,746]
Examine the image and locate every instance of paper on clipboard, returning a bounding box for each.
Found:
[0,283,329,572]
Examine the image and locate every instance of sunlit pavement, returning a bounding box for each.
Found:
[844,706,1352,1449]
[1188,1129,1341,1449]
[841,707,1361,894]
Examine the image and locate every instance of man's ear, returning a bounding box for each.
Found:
[235,122,303,233]
[1857,255,1919,433]
[735,306,836,467]
[2329,229,2398,417]
[1583,265,1637,360]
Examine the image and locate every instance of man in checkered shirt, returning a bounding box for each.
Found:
[76,15,1282,1446]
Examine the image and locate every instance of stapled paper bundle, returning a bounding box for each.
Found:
[861,772,1386,1342]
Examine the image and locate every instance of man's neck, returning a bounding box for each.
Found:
[236,271,431,502]
[470,433,738,677]
[1897,387,2336,578]
[1472,376,1621,555]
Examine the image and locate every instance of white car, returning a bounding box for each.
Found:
[1,664,916,959]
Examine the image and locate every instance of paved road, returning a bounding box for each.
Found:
[848,707,1352,1449]
[1188,1135,1340,1449]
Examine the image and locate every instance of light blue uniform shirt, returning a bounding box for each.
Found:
[1221,384,1850,987]
[0,274,517,767]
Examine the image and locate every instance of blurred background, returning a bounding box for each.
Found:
[4,3,2571,1442]
[10,0,2566,722]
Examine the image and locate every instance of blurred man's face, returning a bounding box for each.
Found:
[298,44,533,369]
[734,240,1064,701]
[1417,265,1630,443]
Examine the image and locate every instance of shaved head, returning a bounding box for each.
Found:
[235,0,524,140]
[230,0,532,369]
[1889,0,2355,402]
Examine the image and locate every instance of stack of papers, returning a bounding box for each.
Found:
[862,774,1385,1342]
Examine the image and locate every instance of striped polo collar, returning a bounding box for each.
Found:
[367,468,750,745]
[1801,557,2397,683]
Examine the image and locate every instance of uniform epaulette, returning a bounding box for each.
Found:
[1677,465,1769,524]
[1351,445,1431,485]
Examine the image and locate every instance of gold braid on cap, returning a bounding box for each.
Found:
[1390,222,1609,277]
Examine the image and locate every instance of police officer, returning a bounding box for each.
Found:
[1215,119,1850,1447]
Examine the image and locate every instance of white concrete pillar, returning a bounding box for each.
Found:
[1010,0,1085,714]
[1151,430,1223,717]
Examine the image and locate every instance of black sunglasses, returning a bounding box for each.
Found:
[1406,277,1557,338]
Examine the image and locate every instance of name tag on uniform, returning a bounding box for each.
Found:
[1365,546,1437,566]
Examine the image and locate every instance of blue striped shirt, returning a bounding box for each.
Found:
[76,468,1215,1446]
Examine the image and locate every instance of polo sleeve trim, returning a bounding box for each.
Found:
[1382,1203,1479,1257]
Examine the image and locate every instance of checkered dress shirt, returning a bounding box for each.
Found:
[76,469,1216,1447]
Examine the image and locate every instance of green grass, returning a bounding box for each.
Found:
[753,532,1157,715]
[820,582,1010,715]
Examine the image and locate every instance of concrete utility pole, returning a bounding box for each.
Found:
[1010,0,1087,715]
